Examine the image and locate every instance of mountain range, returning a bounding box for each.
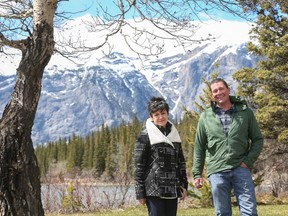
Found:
[0,18,259,144]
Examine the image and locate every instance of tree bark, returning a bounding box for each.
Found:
[0,0,56,215]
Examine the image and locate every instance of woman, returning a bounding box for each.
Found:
[134,96,188,216]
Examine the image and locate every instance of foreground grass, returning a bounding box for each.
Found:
[47,204,288,216]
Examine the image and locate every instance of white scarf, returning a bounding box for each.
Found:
[146,118,181,148]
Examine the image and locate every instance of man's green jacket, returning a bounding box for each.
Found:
[193,96,263,178]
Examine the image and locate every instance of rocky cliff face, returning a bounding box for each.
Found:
[0,43,258,144]
[0,17,259,144]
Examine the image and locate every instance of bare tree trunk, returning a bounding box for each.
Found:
[0,15,55,216]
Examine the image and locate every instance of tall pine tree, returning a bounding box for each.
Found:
[234,1,288,143]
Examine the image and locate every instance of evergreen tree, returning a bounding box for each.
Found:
[88,132,95,169]
[177,111,198,175]
[100,125,109,174]
[66,135,78,174]
[81,135,91,170]
[126,116,143,175]
[75,136,85,169]
[35,144,49,177]
[92,131,101,176]
[234,1,288,143]
[118,121,129,173]
[93,125,109,176]
[48,141,58,163]
[104,127,118,179]
[57,138,68,161]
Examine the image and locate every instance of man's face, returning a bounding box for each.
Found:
[211,81,230,106]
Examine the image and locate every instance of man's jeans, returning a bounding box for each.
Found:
[209,166,258,216]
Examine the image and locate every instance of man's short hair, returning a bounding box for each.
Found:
[210,78,229,89]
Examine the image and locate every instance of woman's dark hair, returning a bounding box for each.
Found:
[147,97,169,116]
[210,78,229,89]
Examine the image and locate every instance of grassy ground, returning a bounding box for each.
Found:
[47,204,288,216]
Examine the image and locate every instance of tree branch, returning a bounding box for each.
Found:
[0,32,28,50]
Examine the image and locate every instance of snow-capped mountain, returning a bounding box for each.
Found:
[0,18,258,144]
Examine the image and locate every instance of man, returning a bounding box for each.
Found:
[193,78,263,216]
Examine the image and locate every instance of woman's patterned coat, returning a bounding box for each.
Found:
[134,119,188,200]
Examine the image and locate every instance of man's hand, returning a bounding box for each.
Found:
[193,177,203,188]
[240,162,250,169]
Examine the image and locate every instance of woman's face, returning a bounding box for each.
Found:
[151,109,168,127]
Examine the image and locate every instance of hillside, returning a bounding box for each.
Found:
[0,18,258,144]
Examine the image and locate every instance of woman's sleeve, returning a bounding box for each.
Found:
[134,132,149,200]
[178,144,188,190]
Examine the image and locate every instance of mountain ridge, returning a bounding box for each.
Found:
[0,19,258,144]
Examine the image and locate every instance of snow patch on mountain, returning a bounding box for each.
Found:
[0,16,258,144]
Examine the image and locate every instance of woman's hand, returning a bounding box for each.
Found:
[180,186,187,200]
[138,198,146,205]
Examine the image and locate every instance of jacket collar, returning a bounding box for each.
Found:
[211,96,248,112]
[146,118,181,147]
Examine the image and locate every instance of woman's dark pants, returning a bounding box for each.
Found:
[146,196,178,216]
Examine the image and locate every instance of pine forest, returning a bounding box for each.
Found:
[35,114,198,182]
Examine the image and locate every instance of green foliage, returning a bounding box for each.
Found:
[188,180,213,208]
[35,116,145,180]
[35,144,49,177]
[104,128,117,179]
[66,135,85,174]
[254,173,264,188]
[178,108,199,175]
[62,180,83,213]
[194,69,220,113]
[81,135,91,169]
[233,1,288,143]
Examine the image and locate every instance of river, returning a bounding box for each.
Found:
[41,183,137,212]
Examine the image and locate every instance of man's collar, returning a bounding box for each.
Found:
[215,103,235,112]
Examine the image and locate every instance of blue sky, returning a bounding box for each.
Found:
[58,0,247,21]
[58,0,118,18]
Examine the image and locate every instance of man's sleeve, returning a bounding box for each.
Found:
[243,108,264,167]
[192,114,207,178]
